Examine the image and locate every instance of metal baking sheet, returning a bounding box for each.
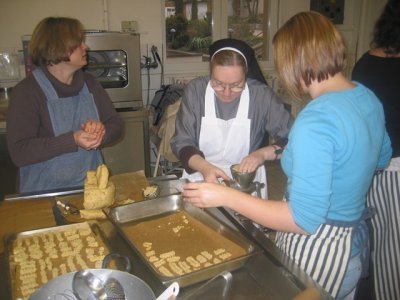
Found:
[148,175,187,196]
[105,194,262,287]
[4,221,110,300]
[4,186,84,201]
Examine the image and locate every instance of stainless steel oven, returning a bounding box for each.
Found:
[22,31,143,109]
[84,31,142,109]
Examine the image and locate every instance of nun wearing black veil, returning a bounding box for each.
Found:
[171,38,292,199]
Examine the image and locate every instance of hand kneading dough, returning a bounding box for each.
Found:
[83,164,115,210]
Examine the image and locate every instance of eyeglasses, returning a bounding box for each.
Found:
[210,78,245,93]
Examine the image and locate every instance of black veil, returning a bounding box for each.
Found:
[209,38,268,86]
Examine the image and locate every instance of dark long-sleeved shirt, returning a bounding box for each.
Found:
[6,67,123,167]
[352,52,400,158]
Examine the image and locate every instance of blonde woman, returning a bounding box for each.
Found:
[182,12,392,299]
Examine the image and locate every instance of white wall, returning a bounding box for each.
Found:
[356,1,386,59]
[0,0,389,99]
[0,0,163,48]
[277,0,379,76]
[0,0,165,103]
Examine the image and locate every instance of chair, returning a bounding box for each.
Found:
[151,99,183,177]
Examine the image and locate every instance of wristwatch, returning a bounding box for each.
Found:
[272,144,283,160]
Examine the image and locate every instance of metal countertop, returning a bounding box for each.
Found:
[80,215,329,300]
[1,181,333,299]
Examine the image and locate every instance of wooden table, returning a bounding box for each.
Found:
[0,197,56,254]
[0,197,57,298]
[0,169,150,254]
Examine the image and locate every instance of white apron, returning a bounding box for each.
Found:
[182,82,267,198]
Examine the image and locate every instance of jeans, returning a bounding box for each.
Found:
[337,254,362,299]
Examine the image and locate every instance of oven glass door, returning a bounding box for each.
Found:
[84,50,128,89]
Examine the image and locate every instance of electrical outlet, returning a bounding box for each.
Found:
[121,21,138,32]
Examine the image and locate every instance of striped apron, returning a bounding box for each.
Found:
[275,210,370,298]
[367,159,400,300]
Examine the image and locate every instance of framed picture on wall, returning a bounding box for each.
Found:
[310,0,345,24]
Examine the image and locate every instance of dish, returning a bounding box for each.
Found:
[105,194,261,287]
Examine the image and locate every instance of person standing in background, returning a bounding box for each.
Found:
[6,17,123,193]
[182,12,392,299]
[171,38,292,199]
[352,1,400,299]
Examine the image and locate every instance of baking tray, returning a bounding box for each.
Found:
[147,175,187,196]
[4,221,110,300]
[105,194,262,288]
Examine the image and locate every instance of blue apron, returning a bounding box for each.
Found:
[19,68,103,193]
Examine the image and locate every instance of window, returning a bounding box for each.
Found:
[310,0,345,24]
[163,0,276,73]
[164,0,212,65]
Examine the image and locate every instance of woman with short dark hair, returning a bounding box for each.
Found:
[6,17,123,193]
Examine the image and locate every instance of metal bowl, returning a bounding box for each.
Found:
[230,164,256,190]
